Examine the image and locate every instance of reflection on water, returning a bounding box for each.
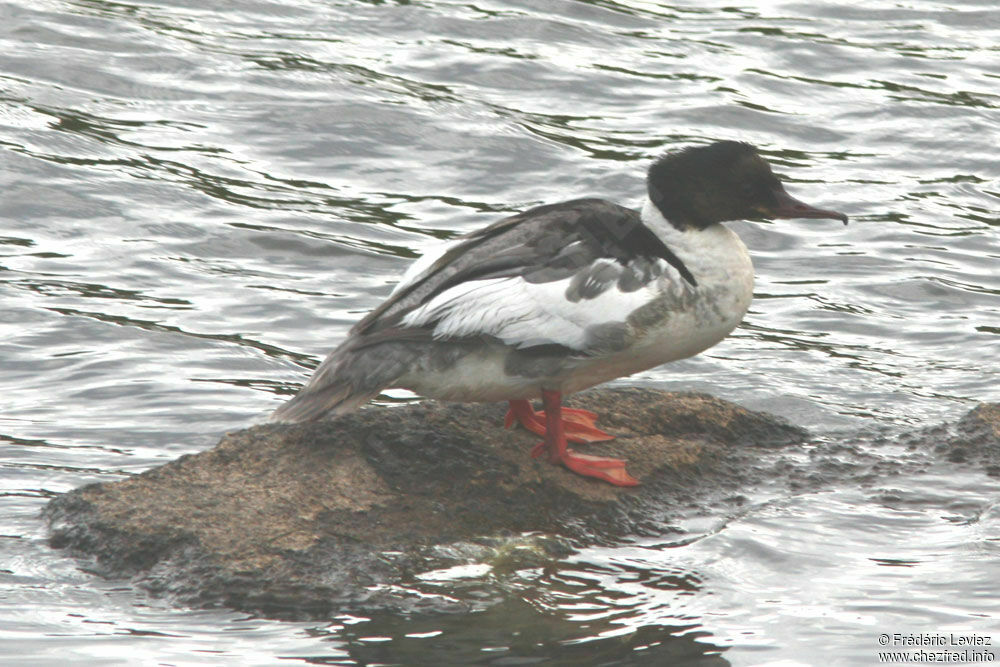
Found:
[2,0,999,663]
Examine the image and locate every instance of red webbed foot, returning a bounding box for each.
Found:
[557,449,640,487]
[510,391,639,487]
[504,399,614,443]
[529,443,639,486]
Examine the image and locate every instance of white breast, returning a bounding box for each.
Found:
[551,201,755,392]
[637,198,754,330]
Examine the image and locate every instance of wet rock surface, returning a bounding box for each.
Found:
[43,389,1000,619]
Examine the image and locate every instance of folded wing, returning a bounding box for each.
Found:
[353,198,693,355]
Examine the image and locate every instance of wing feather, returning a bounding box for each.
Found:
[401,257,672,351]
[355,198,693,351]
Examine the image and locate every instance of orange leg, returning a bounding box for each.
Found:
[511,390,639,487]
[504,398,614,443]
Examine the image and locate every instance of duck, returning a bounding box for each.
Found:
[270,141,848,487]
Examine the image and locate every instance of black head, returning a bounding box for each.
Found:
[647,141,848,229]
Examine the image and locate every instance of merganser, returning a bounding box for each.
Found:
[270,141,848,487]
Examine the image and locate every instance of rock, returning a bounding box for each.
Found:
[949,403,1000,476]
[43,388,807,618]
[48,388,1000,620]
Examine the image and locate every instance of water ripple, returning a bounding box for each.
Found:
[2,0,1000,663]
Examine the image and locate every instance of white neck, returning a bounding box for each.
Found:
[640,197,691,243]
[639,196,753,286]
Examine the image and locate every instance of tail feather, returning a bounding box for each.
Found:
[269,383,378,423]
[269,342,414,423]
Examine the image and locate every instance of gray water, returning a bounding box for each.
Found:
[2,0,999,664]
